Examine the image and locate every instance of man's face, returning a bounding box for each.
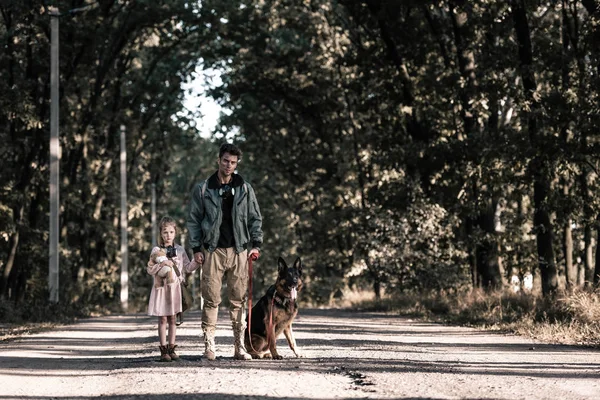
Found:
[218,152,238,178]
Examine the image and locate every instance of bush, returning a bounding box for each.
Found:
[350,287,600,348]
[0,297,89,324]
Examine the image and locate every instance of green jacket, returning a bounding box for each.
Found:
[187,173,263,254]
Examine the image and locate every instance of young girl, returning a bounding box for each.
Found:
[147,216,200,362]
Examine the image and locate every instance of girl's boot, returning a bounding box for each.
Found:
[168,344,180,361]
[159,345,172,362]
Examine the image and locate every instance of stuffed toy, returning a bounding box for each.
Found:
[151,248,174,281]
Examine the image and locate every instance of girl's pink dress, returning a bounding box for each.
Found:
[147,244,200,317]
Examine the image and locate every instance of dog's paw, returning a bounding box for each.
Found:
[272,354,283,360]
[294,351,303,358]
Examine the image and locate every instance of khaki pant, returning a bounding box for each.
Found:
[201,248,248,330]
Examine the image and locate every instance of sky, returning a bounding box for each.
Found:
[181,66,223,139]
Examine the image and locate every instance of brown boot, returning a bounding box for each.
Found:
[232,323,251,360]
[168,344,180,361]
[159,345,172,362]
[203,328,216,361]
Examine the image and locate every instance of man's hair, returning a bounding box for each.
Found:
[219,143,242,160]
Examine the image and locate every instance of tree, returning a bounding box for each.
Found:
[0,0,207,311]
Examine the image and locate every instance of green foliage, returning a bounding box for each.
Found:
[0,0,208,310]
[2,0,600,317]
[197,0,600,300]
[0,295,89,324]
[355,288,600,347]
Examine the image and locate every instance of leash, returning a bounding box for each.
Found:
[267,290,276,350]
[246,253,259,354]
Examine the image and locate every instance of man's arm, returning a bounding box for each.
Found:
[187,183,205,258]
[246,184,263,252]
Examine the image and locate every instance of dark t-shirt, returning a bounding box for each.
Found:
[217,183,235,248]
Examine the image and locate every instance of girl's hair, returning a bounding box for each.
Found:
[157,216,178,246]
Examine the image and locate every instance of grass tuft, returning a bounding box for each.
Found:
[345,287,600,348]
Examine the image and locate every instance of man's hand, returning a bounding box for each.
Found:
[248,248,260,261]
[193,252,204,264]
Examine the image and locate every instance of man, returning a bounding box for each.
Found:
[187,143,263,360]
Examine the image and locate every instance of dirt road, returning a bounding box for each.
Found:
[1,308,599,399]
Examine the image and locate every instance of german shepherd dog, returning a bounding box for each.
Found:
[245,257,303,359]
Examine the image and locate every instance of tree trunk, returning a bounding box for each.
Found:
[363,0,434,143]
[1,230,19,299]
[560,1,576,291]
[512,0,559,295]
[476,199,505,289]
[0,201,25,299]
[595,214,600,286]
[466,218,479,288]
[583,225,595,287]
[563,220,576,289]
[515,195,529,287]
[449,1,478,138]
[578,146,594,289]
[373,280,381,300]
[578,255,586,287]
[582,0,600,75]
[533,176,559,295]
[448,1,505,289]
[476,242,503,289]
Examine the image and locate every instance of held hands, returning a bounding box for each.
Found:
[248,248,260,261]
[193,252,204,265]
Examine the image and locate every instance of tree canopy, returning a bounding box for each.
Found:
[1,0,599,316]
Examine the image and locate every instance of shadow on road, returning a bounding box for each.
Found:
[1,308,598,385]
[0,396,490,400]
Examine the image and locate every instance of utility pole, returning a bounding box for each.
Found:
[49,6,60,303]
[120,125,128,311]
[47,2,100,304]
[151,183,157,247]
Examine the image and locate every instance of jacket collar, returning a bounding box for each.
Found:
[207,171,245,190]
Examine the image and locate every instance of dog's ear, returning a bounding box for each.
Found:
[278,257,287,274]
[293,257,303,275]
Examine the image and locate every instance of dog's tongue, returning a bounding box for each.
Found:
[290,287,297,300]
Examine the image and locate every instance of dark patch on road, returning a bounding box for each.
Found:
[331,365,376,392]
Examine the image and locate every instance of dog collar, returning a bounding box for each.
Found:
[273,293,290,308]
[269,286,295,310]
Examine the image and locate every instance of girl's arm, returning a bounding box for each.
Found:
[181,246,200,273]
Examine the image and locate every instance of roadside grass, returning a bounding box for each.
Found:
[0,295,154,342]
[346,288,600,349]
[0,299,92,342]
[3,287,599,349]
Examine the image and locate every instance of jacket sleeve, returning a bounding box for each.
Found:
[246,183,263,249]
[187,182,205,253]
